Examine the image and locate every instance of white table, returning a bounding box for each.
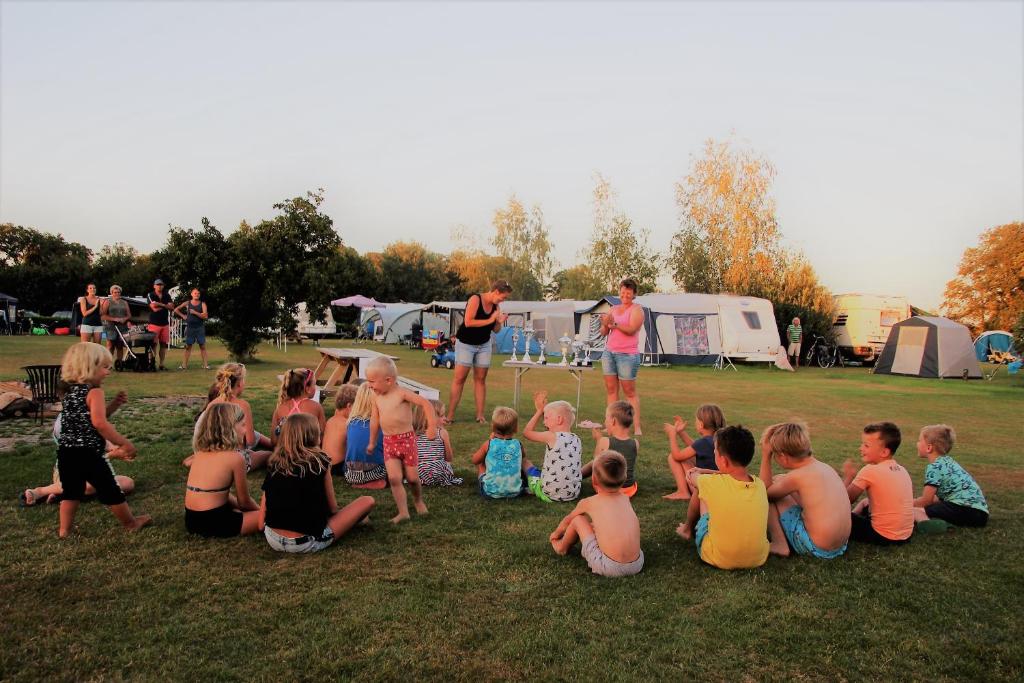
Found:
[502,360,594,417]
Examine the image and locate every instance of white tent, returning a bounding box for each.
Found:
[576,293,781,365]
[360,303,448,344]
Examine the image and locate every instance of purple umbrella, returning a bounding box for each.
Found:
[331,295,385,308]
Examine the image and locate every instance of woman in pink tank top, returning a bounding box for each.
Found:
[599,278,644,435]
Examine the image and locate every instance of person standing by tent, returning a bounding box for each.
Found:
[445,280,511,424]
[101,285,131,368]
[600,278,644,436]
[147,279,174,371]
[786,317,803,370]
[78,283,103,343]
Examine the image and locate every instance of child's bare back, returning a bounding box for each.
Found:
[781,458,851,550]
[583,493,641,563]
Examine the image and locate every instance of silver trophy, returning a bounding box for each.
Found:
[509,326,520,362]
[537,337,547,365]
[558,335,572,366]
[571,340,583,366]
[522,323,534,363]
[583,343,593,367]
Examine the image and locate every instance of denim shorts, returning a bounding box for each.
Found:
[455,339,492,368]
[80,324,104,334]
[185,327,206,346]
[601,350,641,380]
[264,525,335,553]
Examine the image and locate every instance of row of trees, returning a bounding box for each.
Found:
[3,137,842,358]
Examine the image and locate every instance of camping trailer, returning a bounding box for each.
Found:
[831,293,911,363]
[295,302,337,339]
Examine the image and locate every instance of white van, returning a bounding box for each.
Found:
[832,293,911,362]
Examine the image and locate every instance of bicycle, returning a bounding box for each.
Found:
[804,334,844,369]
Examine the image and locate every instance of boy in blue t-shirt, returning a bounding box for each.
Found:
[471,406,526,498]
[913,424,988,527]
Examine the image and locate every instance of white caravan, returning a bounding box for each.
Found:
[831,293,911,363]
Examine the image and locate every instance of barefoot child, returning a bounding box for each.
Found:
[677,425,768,570]
[522,392,583,503]
[842,422,914,545]
[760,422,850,559]
[550,450,644,577]
[471,406,527,499]
[55,342,152,538]
[323,384,359,477]
[260,414,375,553]
[582,401,639,497]
[365,357,438,522]
[415,400,462,486]
[663,404,724,500]
[913,425,989,527]
[270,368,326,444]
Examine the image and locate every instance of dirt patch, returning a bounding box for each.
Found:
[972,465,1024,491]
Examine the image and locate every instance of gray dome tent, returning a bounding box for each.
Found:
[874,316,981,379]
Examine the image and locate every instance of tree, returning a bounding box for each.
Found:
[492,195,555,292]
[0,223,92,313]
[583,175,661,294]
[942,222,1024,334]
[449,249,543,300]
[547,264,606,301]
[367,241,464,305]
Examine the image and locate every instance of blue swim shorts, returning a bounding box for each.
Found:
[779,505,847,559]
[695,512,710,559]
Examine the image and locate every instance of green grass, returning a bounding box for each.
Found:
[1,336,1022,681]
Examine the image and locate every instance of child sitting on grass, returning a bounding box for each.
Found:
[522,391,582,503]
[842,422,914,545]
[55,342,151,538]
[270,367,326,444]
[186,363,271,470]
[913,424,989,527]
[582,401,639,497]
[471,406,526,499]
[415,400,462,486]
[678,425,768,570]
[760,422,850,559]
[323,384,359,477]
[663,404,725,500]
[366,357,438,523]
[260,413,375,554]
[343,383,386,489]
[550,450,644,577]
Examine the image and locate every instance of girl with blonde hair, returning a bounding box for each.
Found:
[184,403,261,537]
[342,383,387,488]
[269,367,325,445]
[189,363,271,468]
[260,413,375,554]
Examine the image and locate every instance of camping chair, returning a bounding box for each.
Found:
[22,364,62,425]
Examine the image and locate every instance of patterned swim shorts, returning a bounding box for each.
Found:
[383,430,418,467]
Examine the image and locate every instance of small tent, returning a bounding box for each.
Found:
[973,330,1018,363]
[360,304,448,344]
[874,316,981,379]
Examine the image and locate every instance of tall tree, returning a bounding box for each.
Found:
[0,223,92,313]
[491,195,555,293]
[449,249,543,300]
[547,264,606,301]
[368,241,464,305]
[942,222,1024,333]
[583,175,661,293]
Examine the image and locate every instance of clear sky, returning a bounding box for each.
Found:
[2,1,1021,309]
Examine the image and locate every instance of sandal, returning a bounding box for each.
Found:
[177,365,187,371]
[19,489,37,507]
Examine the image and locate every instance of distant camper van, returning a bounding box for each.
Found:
[832,293,911,363]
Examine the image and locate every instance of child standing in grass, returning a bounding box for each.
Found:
[663,404,725,500]
[365,357,438,523]
[343,383,387,489]
[843,422,914,545]
[55,342,151,538]
[582,401,639,497]
[522,392,583,503]
[415,400,462,486]
[471,406,527,499]
[270,368,326,444]
[760,422,851,559]
[912,425,989,527]
[677,425,768,570]
[260,414,375,554]
[323,384,359,477]
[550,450,644,577]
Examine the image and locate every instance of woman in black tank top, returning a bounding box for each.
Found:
[446,280,512,424]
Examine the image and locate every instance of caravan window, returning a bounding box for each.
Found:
[741,311,761,329]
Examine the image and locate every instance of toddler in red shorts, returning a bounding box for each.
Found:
[366,357,438,523]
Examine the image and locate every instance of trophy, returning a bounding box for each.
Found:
[583,343,593,367]
[571,340,583,366]
[558,336,572,366]
[537,337,547,364]
[510,326,520,362]
[522,323,534,363]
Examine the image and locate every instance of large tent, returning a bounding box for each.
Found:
[973,330,1018,362]
[575,293,781,365]
[360,303,448,344]
[874,316,981,379]
[421,300,592,355]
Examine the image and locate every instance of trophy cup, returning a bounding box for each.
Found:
[571,340,583,366]
[558,336,572,366]
[510,326,520,362]
[537,337,547,364]
[522,323,534,363]
[583,343,593,367]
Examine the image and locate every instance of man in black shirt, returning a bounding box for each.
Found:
[147,278,174,371]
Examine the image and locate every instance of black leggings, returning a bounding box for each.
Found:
[925,501,989,527]
[56,446,125,505]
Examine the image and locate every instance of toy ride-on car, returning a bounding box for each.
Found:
[430,337,456,369]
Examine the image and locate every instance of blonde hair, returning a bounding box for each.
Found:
[593,450,627,489]
[696,404,725,432]
[194,402,244,452]
[491,406,518,437]
[607,400,633,428]
[214,363,246,400]
[349,383,376,421]
[278,367,315,404]
[61,342,112,384]
[334,383,359,411]
[545,400,576,427]
[412,400,444,433]
[762,422,812,459]
[268,413,328,477]
[366,356,397,378]
[920,424,955,455]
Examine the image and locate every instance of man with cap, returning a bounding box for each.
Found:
[147,278,174,371]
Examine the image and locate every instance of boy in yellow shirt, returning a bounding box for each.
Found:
[677,425,769,569]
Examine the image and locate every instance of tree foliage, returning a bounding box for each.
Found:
[367,241,464,305]
[942,222,1024,334]
[547,264,606,301]
[583,175,660,294]
[0,223,92,313]
[492,195,555,291]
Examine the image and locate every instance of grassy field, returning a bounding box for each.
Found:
[1,336,1022,681]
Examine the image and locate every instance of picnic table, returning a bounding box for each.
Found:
[502,360,594,418]
[313,347,439,400]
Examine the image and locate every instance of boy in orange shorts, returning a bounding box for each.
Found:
[842,422,914,545]
[366,357,438,523]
